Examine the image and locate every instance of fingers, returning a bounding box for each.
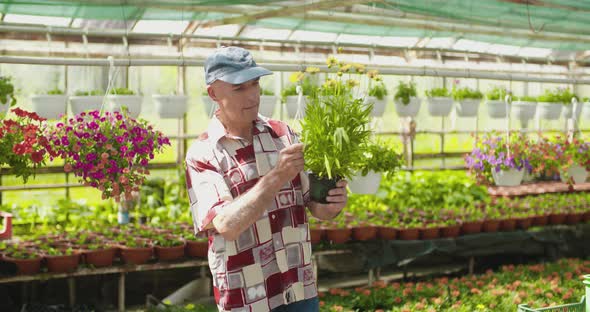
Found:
[325,194,347,203]
[336,180,348,188]
[282,143,304,154]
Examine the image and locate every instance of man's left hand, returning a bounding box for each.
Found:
[309,180,348,220]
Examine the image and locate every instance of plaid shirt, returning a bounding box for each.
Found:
[185,114,317,312]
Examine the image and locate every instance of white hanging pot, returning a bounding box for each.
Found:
[153,95,188,119]
[0,95,11,118]
[348,171,382,194]
[201,96,217,117]
[491,168,524,186]
[69,96,104,115]
[562,102,582,119]
[259,95,277,117]
[427,97,453,117]
[582,101,590,120]
[512,101,537,127]
[486,100,507,119]
[30,95,68,120]
[536,102,562,120]
[364,96,387,117]
[106,95,142,119]
[522,170,536,183]
[455,99,481,117]
[560,164,588,184]
[285,95,307,119]
[394,97,421,118]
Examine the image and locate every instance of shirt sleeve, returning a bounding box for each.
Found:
[185,144,233,233]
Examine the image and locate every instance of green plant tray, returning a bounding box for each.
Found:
[517,296,585,312]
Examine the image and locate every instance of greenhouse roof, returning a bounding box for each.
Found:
[0,0,589,60]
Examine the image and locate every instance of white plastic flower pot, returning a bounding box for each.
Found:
[583,101,590,120]
[486,100,507,119]
[427,97,453,117]
[560,164,588,184]
[259,95,277,117]
[455,99,481,117]
[201,96,217,117]
[537,102,562,120]
[153,95,188,119]
[522,170,536,183]
[394,97,421,118]
[491,168,524,187]
[30,95,68,119]
[512,101,537,127]
[106,95,142,119]
[364,96,387,117]
[69,96,104,115]
[563,103,582,119]
[348,171,382,194]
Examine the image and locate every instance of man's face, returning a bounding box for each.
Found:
[208,78,261,124]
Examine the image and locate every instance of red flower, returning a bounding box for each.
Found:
[31,150,45,163]
[12,143,26,155]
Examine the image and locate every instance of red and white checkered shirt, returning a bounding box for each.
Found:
[185,114,316,312]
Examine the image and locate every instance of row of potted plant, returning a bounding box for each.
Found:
[318,258,590,311]
[465,132,590,187]
[0,223,208,275]
[308,192,590,244]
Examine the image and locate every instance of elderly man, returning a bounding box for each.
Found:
[185,46,348,312]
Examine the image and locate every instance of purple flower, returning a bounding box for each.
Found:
[86,153,97,162]
[88,121,99,130]
[140,158,148,166]
[120,146,128,153]
[116,136,124,144]
[61,136,69,146]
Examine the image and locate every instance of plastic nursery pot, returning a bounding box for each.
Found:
[309,173,340,204]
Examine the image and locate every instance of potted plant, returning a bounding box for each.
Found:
[106,87,142,118]
[557,87,580,119]
[183,231,208,258]
[452,86,483,117]
[153,234,186,261]
[82,241,117,268]
[511,95,537,128]
[552,136,590,184]
[364,70,388,117]
[69,89,104,115]
[393,81,420,118]
[465,132,530,186]
[201,89,217,117]
[1,244,42,275]
[282,72,318,119]
[348,139,402,194]
[30,88,68,120]
[460,206,484,235]
[152,90,188,119]
[536,89,564,120]
[45,110,171,202]
[44,246,80,273]
[325,216,352,244]
[308,217,326,244]
[425,87,453,117]
[301,73,372,203]
[118,237,153,265]
[485,86,508,118]
[259,88,277,117]
[0,108,50,184]
[0,76,17,118]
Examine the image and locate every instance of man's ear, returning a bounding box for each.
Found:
[207,84,220,103]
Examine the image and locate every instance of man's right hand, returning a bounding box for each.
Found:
[272,143,304,183]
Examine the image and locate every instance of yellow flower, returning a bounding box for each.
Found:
[305,66,320,74]
[346,79,359,88]
[476,304,485,310]
[337,47,343,53]
[336,71,343,77]
[340,64,352,73]
[289,71,305,83]
[353,63,366,73]
[367,69,379,79]
[326,56,338,68]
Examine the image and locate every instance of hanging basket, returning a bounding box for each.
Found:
[364,96,388,117]
[348,171,382,194]
[491,168,524,186]
[455,99,481,117]
[69,96,103,115]
[560,164,588,184]
[563,103,582,119]
[427,97,453,117]
[394,97,421,118]
[153,95,188,119]
[259,95,277,117]
[486,100,507,118]
[106,95,142,118]
[583,101,590,120]
[30,95,68,120]
[537,102,562,120]
[512,101,537,127]
[285,95,307,119]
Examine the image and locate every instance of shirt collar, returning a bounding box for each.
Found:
[207,111,272,144]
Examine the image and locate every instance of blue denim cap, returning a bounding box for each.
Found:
[205,46,272,85]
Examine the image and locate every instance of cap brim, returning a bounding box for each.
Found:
[219,66,273,85]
